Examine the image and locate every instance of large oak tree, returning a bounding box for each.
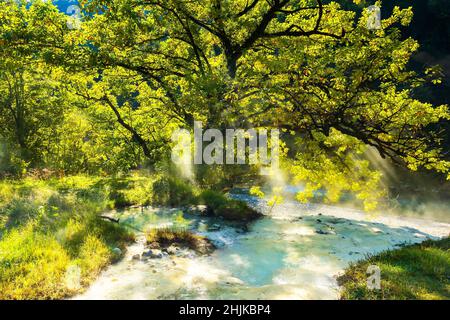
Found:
[1,0,449,208]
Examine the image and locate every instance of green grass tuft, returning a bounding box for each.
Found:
[338,237,450,300]
[146,228,215,254]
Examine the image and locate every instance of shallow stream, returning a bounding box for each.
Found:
[75,191,450,299]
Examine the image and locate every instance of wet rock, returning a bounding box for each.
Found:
[112,247,122,256]
[148,242,160,249]
[188,205,212,216]
[185,252,197,259]
[395,242,407,248]
[328,218,344,224]
[315,227,336,235]
[132,254,141,260]
[316,219,322,223]
[175,249,188,257]
[208,224,221,231]
[166,245,179,255]
[195,238,216,255]
[142,249,163,259]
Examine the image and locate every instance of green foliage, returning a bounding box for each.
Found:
[152,175,199,207]
[195,163,260,190]
[0,0,449,210]
[338,237,450,300]
[287,129,386,211]
[105,176,154,208]
[199,190,229,209]
[199,190,262,221]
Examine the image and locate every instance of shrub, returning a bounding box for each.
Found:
[198,190,262,221]
[152,176,198,206]
[120,179,153,207]
[199,190,229,209]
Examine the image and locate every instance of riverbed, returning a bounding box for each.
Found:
[74,192,450,300]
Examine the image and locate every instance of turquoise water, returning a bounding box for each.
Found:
[76,193,450,300]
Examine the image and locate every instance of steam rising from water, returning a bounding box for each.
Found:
[364,147,450,223]
[75,196,449,300]
[171,129,194,181]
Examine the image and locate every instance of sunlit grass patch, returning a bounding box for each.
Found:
[0,215,134,300]
[0,175,138,300]
[338,237,450,300]
[0,223,71,299]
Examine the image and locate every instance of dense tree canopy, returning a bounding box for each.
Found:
[0,0,449,209]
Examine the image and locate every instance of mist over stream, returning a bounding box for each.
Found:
[74,189,449,300]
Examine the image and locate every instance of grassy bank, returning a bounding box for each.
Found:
[0,172,259,299]
[0,175,138,299]
[338,237,450,300]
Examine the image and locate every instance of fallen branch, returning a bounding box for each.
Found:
[99,215,120,223]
